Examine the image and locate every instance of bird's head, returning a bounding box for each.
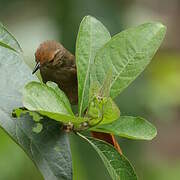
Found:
[32,40,63,74]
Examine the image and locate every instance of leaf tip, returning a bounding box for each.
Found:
[150,125,157,140]
[156,22,167,35]
[152,22,167,34]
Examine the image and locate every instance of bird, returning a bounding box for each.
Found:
[33,40,122,154]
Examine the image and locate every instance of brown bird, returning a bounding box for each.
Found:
[33,40,122,154]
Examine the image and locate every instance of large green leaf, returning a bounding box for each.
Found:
[0,31,72,179]
[23,81,74,115]
[78,133,137,180]
[92,116,157,140]
[76,15,111,116]
[23,81,87,126]
[12,114,72,180]
[93,22,166,99]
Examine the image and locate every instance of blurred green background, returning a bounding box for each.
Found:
[0,0,180,179]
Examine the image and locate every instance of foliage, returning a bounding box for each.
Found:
[0,24,72,180]
[0,16,166,179]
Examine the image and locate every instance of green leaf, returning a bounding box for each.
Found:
[93,22,166,99]
[46,81,73,114]
[13,108,43,122]
[87,71,120,126]
[0,23,22,52]
[87,97,120,126]
[13,108,86,126]
[92,116,157,140]
[78,133,137,180]
[23,81,87,125]
[14,114,72,180]
[0,33,72,178]
[23,81,74,115]
[76,15,111,116]
[34,111,87,125]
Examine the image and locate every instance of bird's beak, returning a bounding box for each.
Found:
[32,62,40,74]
